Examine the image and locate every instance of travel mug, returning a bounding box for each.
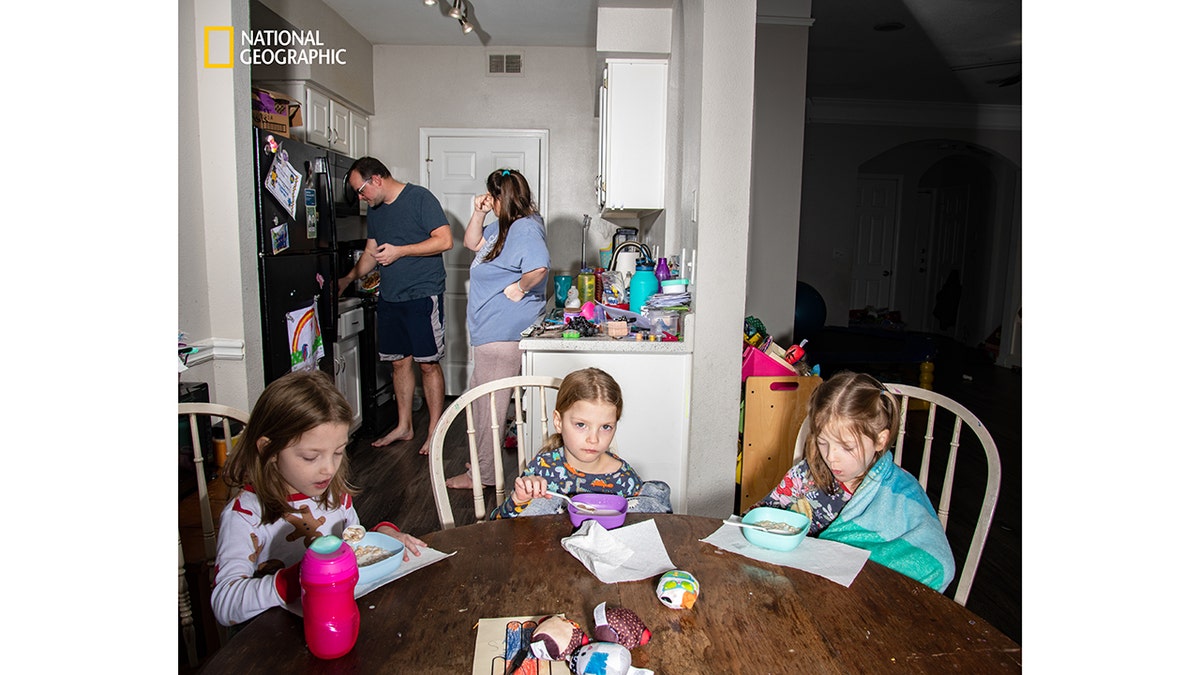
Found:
[554,275,573,308]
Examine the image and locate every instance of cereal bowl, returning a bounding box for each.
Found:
[740,506,810,552]
[350,531,405,589]
[567,493,628,529]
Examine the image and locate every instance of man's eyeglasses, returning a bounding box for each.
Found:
[356,178,373,196]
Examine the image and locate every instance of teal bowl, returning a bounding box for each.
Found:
[740,506,810,551]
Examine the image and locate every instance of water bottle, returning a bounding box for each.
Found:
[628,260,659,315]
[593,267,606,304]
[654,257,671,284]
[576,269,595,307]
[300,535,360,659]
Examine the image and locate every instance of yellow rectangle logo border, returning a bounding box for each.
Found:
[204,26,234,68]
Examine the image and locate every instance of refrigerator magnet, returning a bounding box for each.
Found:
[271,222,289,254]
[265,151,302,218]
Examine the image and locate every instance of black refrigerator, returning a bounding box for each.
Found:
[252,127,338,384]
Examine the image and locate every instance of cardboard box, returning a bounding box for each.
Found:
[251,87,302,138]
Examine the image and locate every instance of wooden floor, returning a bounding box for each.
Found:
[179,352,1020,670]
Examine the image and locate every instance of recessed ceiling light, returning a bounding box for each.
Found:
[873,22,906,32]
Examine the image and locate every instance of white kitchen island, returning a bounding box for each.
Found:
[519,320,693,513]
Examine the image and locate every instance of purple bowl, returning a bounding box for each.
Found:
[567,493,628,529]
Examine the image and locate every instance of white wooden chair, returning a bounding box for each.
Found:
[178,403,248,667]
[429,375,563,529]
[792,383,1000,605]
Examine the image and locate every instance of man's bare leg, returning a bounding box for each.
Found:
[373,357,415,447]
[416,361,445,456]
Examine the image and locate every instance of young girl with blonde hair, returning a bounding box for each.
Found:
[490,367,671,518]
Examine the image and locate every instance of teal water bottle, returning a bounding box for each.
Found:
[628,260,659,315]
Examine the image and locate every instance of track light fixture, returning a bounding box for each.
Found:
[427,1,474,37]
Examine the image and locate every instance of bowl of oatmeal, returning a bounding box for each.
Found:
[343,528,405,588]
[740,506,809,551]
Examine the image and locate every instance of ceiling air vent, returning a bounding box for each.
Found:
[487,52,523,76]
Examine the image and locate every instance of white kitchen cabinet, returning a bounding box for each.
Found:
[520,339,692,513]
[305,87,331,147]
[307,88,350,154]
[302,86,351,154]
[329,99,350,154]
[350,111,369,157]
[597,58,668,211]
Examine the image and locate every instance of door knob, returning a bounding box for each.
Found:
[882,270,891,277]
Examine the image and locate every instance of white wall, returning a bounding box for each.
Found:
[747,20,810,346]
[684,0,758,517]
[368,44,601,279]
[180,0,263,411]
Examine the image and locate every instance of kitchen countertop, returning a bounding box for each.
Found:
[519,312,694,354]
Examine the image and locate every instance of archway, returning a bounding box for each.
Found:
[856,141,1019,347]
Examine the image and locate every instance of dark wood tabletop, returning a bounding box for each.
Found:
[200,513,1021,673]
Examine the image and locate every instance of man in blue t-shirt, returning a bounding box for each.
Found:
[338,156,452,455]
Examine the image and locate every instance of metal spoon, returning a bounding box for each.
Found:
[545,491,623,516]
[722,518,801,535]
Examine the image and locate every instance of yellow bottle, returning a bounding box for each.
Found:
[576,272,595,306]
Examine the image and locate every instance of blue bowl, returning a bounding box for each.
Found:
[352,531,405,590]
[740,506,810,551]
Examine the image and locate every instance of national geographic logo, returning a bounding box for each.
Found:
[204,27,349,68]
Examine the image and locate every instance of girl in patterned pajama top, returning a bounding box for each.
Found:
[490,367,669,519]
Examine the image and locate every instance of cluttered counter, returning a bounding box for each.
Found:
[519,312,694,355]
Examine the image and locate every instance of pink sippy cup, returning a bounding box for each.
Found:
[300,535,360,659]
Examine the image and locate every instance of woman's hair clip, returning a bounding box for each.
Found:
[501,169,510,176]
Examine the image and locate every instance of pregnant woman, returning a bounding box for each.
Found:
[445,168,549,490]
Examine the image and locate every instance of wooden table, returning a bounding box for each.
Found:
[200,514,1021,673]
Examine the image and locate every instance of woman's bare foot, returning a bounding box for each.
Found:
[446,463,478,490]
[418,439,430,456]
[371,426,413,448]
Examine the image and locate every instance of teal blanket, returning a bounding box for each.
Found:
[818,452,956,592]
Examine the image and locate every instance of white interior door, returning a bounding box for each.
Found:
[422,130,547,395]
[850,177,900,310]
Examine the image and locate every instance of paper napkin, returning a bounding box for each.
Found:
[701,522,869,587]
[561,519,675,583]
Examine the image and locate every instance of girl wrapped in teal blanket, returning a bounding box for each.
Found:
[756,372,955,592]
